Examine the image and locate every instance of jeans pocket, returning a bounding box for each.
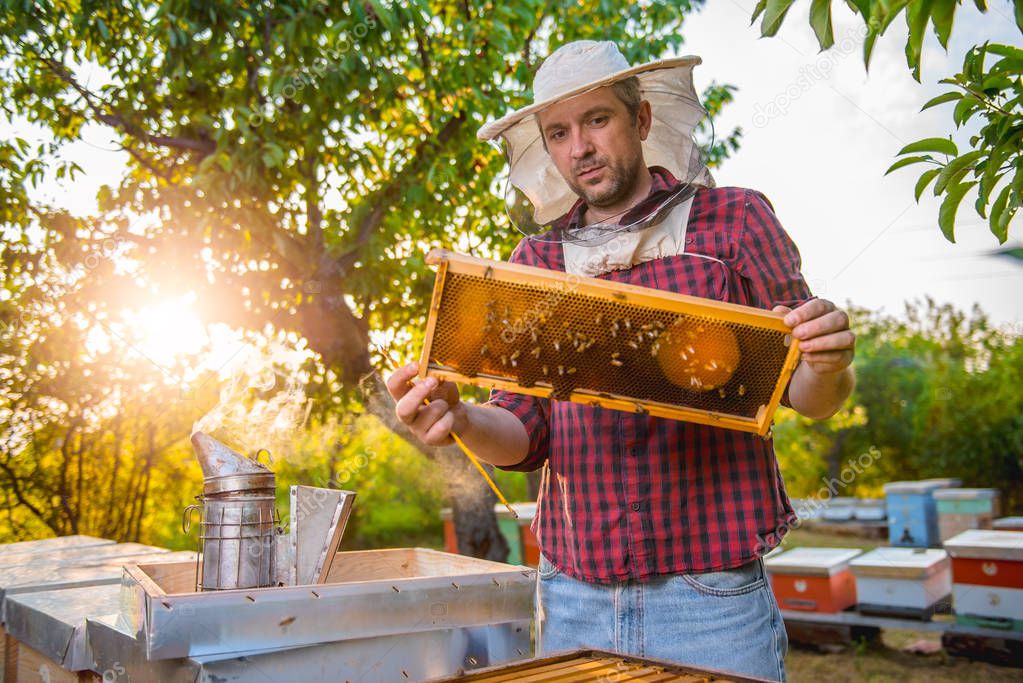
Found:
[538,553,562,580]
[681,559,766,597]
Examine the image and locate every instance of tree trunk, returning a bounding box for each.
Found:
[360,371,508,562]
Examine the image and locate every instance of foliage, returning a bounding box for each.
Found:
[0,252,206,545]
[751,0,1023,242]
[0,0,739,554]
[774,299,1023,511]
[0,0,736,393]
[887,44,1023,243]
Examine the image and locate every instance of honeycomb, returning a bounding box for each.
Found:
[421,250,799,435]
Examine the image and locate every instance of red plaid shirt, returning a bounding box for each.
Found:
[489,168,813,583]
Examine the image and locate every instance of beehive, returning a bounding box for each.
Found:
[934,488,1000,541]
[427,648,754,682]
[765,547,861,613]
[849,548,951,617]
[420,249,800,435]
[944,529,1023,631]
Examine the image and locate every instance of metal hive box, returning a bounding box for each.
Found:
[420,249,801,435]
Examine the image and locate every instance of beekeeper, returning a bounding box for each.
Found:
[387,40,855,682]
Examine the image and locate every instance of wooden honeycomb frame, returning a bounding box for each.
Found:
[419,249,801,435]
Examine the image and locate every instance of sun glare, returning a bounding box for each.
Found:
[121,295,208,369]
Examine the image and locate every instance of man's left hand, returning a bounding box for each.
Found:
[773,299,855,375]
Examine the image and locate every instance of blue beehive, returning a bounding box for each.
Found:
[883,480,957,547]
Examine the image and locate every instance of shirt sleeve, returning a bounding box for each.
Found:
[737,190,814,410]
[487,238,552,472]
[737,190,814,311]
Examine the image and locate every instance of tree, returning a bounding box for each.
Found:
[773,299,1023,511]
[750,0,1022,242]
[0,252,204,545]
[1,1,738,556]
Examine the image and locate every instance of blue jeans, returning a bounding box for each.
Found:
[536,554,788,682]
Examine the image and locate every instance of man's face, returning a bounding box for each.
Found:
[537,86,652,210]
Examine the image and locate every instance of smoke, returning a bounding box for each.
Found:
[192,343,311,461]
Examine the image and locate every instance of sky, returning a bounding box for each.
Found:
[18,1,1023,334]
[683,0,1023,329]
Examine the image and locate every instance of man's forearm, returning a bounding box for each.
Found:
[454,403,531,467]
[787,363,855,420]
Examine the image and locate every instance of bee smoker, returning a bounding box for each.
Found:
[184,432,279,590]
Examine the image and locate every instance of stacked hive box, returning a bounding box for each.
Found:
[884,480,951,547]
[934,488,1000,541]
[764,548,861,612]
[944,529,1023,631]
[849,547,951,619]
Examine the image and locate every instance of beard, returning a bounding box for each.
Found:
[568,150,645,210]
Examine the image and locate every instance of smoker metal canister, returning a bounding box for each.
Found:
[186,432,278,591]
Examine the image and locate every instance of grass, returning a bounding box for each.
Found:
[786,629,1023,682]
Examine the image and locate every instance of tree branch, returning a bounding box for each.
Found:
[331,110,467,276]
[33,50,216,155]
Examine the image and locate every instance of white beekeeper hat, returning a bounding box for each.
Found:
[478,40,715,226]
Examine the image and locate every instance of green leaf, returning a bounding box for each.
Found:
[96,18,109,41]
[934,150,984,195]
[938,181,975,242]
[953,97,981,127]
[920,91,962,111]
[885,155,933,175]
[986,44,1023,61]
[761,0,797,37]
[809,0,835,50]
[972,0,987,9]
[915,168,942,201]
[751,0,768,25]
[931,0,957,49]
[980,142,1012,200]
[897,137,958,157]
[989,184,1013,243]
[1016,0,1023,33]
[863,27,879,69]
[845,0,870,16]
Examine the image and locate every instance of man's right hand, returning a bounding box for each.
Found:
[385,362,467,447]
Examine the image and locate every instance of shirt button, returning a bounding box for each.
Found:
[631,502,641,512]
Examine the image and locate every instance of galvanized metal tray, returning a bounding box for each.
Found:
[0,535,114,563]
[120,547,536,661]
[0,549,195,622]
[3,583,121,671]
[88,610,530,683]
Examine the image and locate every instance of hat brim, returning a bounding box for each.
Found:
[478,55,702,141]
